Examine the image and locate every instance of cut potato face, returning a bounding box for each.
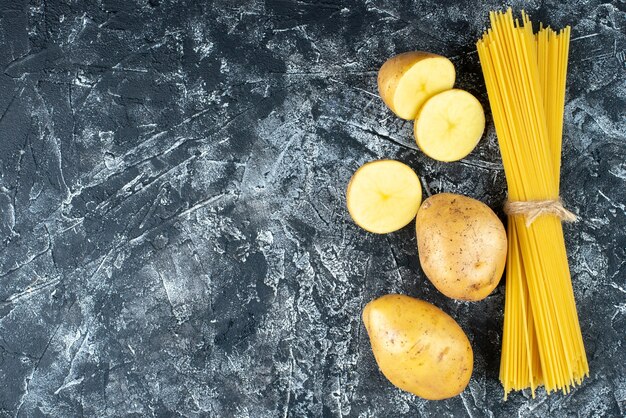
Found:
[414,89,485,162]
[378,52,455,120]
[346,160,422,234]
[393,58,456,119]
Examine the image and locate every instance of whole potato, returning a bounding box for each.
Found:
[416,193,507,301]
[363,294,473,400]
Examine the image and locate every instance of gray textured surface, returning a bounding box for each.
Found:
[0,0,624,416]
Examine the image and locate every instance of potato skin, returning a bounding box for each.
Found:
[415,193,507,301]
[363,294,473,400]
[377,51,441,115]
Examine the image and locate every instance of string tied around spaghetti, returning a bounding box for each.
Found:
[504,198,578,227]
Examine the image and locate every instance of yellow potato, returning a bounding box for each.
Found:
[377,52,456,120]
[363,294,473,400]
[414,89,485,162]
[346,160,422,234]
[415,193,507,301]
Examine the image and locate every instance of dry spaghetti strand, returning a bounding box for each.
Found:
[476,9,588,399]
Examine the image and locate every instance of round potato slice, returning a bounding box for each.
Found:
[378,52,456,120]
[414,89,485,162]
[346,160,422,234]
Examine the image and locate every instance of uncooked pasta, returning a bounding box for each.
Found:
[476,9,588,398]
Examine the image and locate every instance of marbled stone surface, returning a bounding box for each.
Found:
[0,0,624,416]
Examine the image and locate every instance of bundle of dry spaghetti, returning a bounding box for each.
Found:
[476,10,588,398]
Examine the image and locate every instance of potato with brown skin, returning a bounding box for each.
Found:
[378,52,456,120]
[363,294,473,400]
[415,193,507,301]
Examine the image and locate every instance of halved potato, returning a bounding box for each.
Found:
[378,52,456,120]
[346,160,422,234]
[414,89,485,162]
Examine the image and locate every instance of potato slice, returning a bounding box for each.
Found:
[378,52,456,120]
[414,89,485,162]
[346,160,422,234]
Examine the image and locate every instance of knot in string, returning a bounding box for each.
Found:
[504,198,578,227]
